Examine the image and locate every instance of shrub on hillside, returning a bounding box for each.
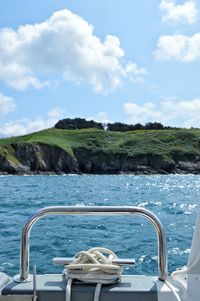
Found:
[55,118,104,130]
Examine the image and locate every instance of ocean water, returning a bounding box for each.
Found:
[0,175,199,277]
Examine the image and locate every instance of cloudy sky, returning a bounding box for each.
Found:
[1,0,200,137]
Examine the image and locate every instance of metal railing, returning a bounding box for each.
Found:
[14,206,168,282]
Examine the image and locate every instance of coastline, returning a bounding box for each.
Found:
[1,166,200,176]
[1,128,200,176]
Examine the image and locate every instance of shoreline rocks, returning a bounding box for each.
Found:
[1,142,200,175]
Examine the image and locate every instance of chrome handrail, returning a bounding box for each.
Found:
[14,206,168,282]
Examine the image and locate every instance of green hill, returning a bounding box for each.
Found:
[0,127,200,174]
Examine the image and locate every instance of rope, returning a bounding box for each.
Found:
[164,279,182,301]
[63,247,122,301]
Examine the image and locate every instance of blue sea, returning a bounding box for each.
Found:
[0,175,199,278]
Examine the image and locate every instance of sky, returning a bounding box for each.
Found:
[0,0,200,137]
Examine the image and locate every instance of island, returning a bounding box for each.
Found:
[0,118,200,175]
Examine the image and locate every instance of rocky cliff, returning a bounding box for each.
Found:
[1,138,200,175]
[0,143,79,174]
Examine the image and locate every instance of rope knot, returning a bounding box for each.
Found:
[63,247,122,301]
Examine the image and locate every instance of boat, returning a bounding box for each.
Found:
[0,205,200,301]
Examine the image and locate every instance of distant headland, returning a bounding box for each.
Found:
[0,118,200,175]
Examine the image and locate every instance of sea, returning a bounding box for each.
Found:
[0,174,199,277]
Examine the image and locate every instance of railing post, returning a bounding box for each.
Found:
[13,206,168,282]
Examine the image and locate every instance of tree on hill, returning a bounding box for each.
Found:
[107,121,165,131]
[55,118,172,131]
[55,118,104,130]
[144,122,164,130]
[107,122,135,131]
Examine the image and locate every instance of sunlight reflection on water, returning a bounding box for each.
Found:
[0,174,200,276]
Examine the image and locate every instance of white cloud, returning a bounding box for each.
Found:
[88,112,112,124]
[0,92,16,114]
[160,0,198,25]
[96,112,111,123]
[0,119,48,137]
[0,9,146,93]
[123,98,200,127]
[154,33,200,61]
[48,107,65,118]
[124,102,163,124]
[162,98,200,126]
[0,107,64,137]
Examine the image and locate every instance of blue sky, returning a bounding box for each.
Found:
[0,0,200,137]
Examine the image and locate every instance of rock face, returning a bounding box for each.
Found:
[0,143,79,174]
[1,142,200,175]
[73,148,176,174]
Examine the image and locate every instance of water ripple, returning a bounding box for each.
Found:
[0,175,200,276]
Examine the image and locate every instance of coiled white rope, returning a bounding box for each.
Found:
[63,247,122,301]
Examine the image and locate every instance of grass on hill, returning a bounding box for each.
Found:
[0,127,200,163]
